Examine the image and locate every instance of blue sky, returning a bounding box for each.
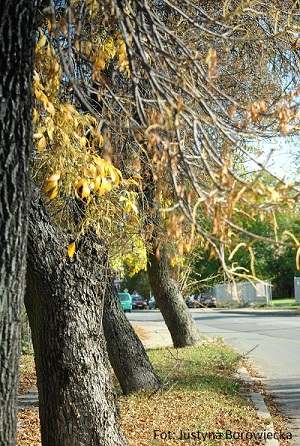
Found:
[253,137,298,181]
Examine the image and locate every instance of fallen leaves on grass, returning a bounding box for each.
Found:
[119,344,270,446]
[17,343,292,446]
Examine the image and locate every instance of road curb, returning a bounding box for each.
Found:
[217,309,300,316]
[237,367,279,446]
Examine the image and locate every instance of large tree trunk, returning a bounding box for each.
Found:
[147,243,201,348]
[103,281,161,394]
[25,188,128,446]
[0,2,37,445]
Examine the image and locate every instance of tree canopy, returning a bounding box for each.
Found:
[33,0,300,277]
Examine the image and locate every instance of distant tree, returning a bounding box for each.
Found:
[186,205,300,298]
[121,269,151,299]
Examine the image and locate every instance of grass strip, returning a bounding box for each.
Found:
[118,340,270,445]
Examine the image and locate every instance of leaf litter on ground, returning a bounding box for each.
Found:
[17,326,292,446]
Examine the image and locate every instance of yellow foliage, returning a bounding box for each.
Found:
[45,181,58,192]
[67,242,76,259]
[49,187,58,200]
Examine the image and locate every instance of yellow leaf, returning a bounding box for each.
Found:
[62,133,70,145]
[283,230,299,245]
[36,33,47,49]
[47,171,61,182]
[80,136,87,147]
[33,132,44,139]
[94,57,105,71]
[75,179,85,189]
[68,242,76,259]
[45,180,57,192]
[35,88,47,102]
[49,187,58,200]
[117,53,126,66]
[96,133,104,147]
[105,179,112,192]
[124,201,138,214]
[109,167,117,183]
[46,101,55,117]
[99,178,107,196]
[33,109,39,124]
[118,42,126,54]
[37,136,47,151]
[125,202,131,212]
[47,125,54,141]
[81,182,90,199]
[93,175,101,192]
[131,203,138,214]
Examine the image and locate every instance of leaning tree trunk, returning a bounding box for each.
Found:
[25,188,128,446]
[143,180,201,348]
[147,243,201,348]
[103,280,161,394]
[0,2,37,445]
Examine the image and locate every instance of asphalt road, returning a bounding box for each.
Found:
[127,308,300,444]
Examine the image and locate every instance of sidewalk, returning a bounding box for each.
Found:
[136,320,173,349]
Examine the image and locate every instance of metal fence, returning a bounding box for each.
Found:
[294,277,300,302]
[213,281,272,304]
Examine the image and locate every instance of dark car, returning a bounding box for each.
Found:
[185,295,200,308]
[185,297,194,308]
[199,294,217,308]
[131,295,147,310]
[148,297,157,309]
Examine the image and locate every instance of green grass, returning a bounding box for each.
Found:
[216,299,300,311]
[270,298,300,310]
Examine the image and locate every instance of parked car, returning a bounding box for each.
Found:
[131,294,147,310]
[185,297,194,308]
[118,292,132,312]
[185,295,200,308]
[148,297,157,309]
[199,294,217,308]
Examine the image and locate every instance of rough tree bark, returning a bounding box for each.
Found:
[143,182,201,348]
[0,2,37,444]
[25,187,128,446]
[103,281,161,394]
[147,242,202,348]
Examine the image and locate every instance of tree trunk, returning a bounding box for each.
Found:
[103,281,161,394]
[25,188,128,446]
[147,244,201,348]
[143,180,201,349]
[0,2,37,445]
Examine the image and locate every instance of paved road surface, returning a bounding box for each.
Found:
[127,308,300,444]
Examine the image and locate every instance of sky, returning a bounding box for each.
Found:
[252,137,298,181]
